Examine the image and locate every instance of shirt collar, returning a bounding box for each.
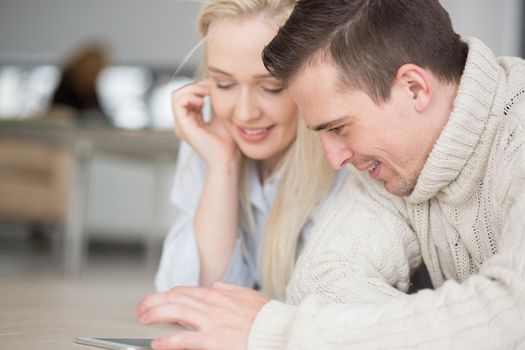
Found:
[247,159,284,212]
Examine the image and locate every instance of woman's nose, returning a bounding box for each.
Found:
[233,88,260,122]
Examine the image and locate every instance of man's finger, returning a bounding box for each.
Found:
[152,331,204,350]
[136,291,174,316]
[137,286,228,317]
[212,281,241,291]
[141,302,208,330]
[166,291,210,314]
[169,286,228,304]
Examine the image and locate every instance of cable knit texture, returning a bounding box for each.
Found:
[249,37,525,349]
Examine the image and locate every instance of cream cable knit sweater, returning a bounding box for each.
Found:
[249,37,525,349]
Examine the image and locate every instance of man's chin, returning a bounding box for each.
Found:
[384,179,415,197]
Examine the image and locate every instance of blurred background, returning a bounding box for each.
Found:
[0,0,523,285]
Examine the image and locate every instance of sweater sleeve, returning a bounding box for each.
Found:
[286,172,422,305]
[154,142,251,291]
[249,169,525,350]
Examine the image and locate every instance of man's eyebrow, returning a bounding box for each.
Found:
[310,116,351,132]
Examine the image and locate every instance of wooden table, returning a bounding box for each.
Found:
[0,276,180,350]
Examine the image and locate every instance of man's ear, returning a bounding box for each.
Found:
[395,64,431,112]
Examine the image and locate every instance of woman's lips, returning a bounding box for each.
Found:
[237,125,274,142]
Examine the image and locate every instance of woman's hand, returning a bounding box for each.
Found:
[172,80,242,285]
[171,80,239,169]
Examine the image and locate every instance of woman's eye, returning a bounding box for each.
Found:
[261,85,285,94]
[216,82,235,90]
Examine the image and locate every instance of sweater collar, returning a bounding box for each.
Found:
[408,37,505,204]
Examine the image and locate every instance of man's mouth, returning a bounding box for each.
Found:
[367,161,381,179]
[367,161,379,173]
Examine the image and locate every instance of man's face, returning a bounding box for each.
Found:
[288,60,437,197]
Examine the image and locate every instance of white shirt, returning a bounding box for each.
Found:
[155,141,348,292]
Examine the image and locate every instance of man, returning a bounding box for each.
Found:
[136,0,525,349]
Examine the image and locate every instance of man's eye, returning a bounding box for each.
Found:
[329,125,345,135]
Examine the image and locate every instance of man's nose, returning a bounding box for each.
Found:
[319,134,354,169]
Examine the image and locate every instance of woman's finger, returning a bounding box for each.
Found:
[192,79,212,94]
[171,86,210,140]
[171,81,210,117]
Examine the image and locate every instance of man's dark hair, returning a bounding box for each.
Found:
[262,0,468,103]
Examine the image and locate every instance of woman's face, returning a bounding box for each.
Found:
[206,15,298,166]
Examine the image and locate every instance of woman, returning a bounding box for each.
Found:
[155,0,347,300]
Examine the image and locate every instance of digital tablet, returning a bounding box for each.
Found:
[75,337,153,350]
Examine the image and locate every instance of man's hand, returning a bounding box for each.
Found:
[135,282,268,350]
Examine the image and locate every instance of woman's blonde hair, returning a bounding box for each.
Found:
[196,0,296,77]
[196,0,334,300]
[198,0,296,37]
[262,122,333,300]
